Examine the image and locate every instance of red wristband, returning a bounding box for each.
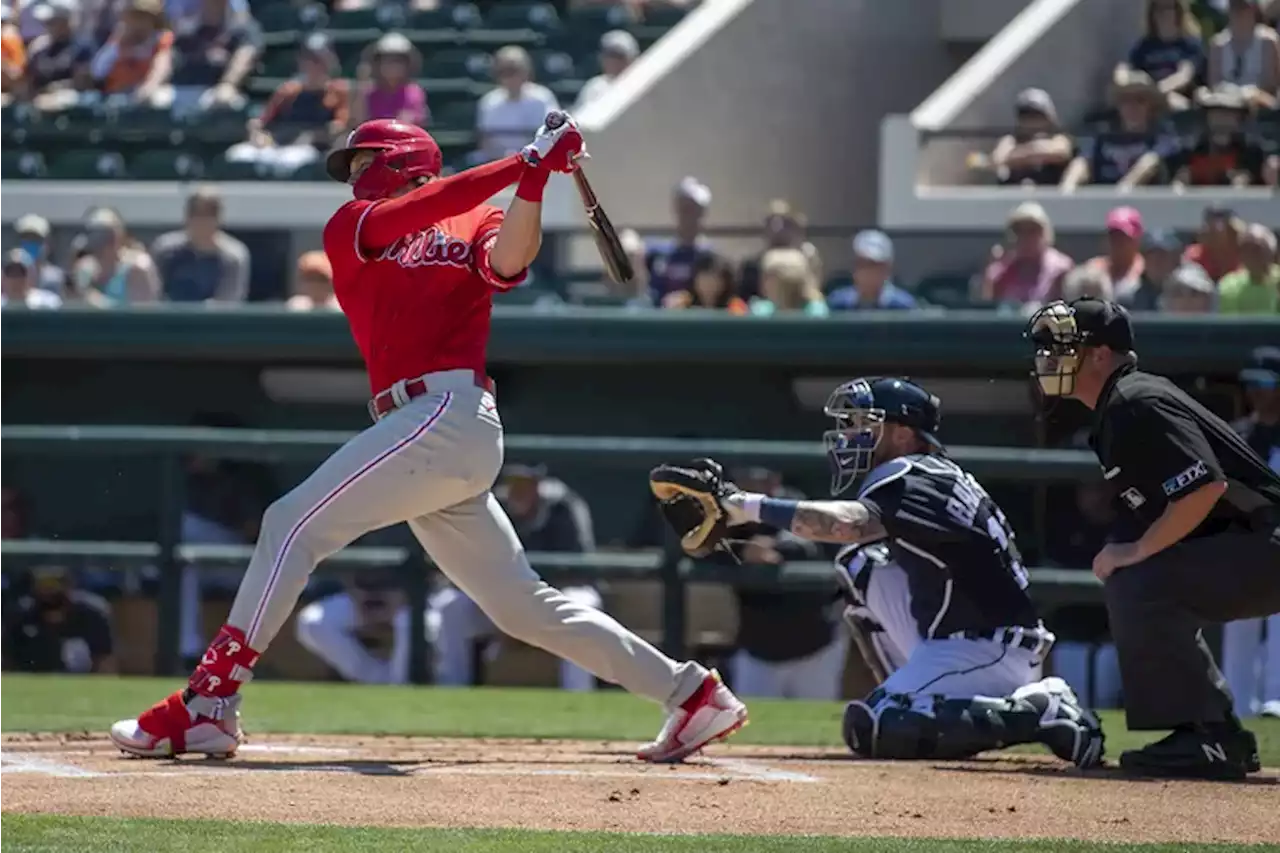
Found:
[515,168,550,202]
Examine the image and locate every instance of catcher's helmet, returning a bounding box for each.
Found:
[823,377,942,495]
[325,119,443,201]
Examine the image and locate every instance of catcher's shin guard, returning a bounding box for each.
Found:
[843,686,1102,764]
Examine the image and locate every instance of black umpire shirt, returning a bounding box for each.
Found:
[1090,365,1280,543]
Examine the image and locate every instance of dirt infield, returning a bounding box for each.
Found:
[2,733,1277,844]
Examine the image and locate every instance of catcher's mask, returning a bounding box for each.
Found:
[823,377,942,495]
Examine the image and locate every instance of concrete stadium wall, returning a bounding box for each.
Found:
[578,0,974,231]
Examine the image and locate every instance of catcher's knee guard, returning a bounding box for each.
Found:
[842,692,1052,760]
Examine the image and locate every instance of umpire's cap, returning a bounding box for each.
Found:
[1064,298,1135,353]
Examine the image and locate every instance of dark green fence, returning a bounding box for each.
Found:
[2,425,1104,679]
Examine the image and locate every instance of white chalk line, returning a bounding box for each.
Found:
[0,752,106,777]
[702,758,820,783]
[1,746,821,784]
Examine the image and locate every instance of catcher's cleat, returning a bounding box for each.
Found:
[636,669,748,763]
[109,690,243,759]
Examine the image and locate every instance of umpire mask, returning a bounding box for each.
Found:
[822,379,885,495]
[1026,301,1084,398]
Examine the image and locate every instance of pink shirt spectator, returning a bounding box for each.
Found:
[984,248,1073,303]
[365,83,427,125]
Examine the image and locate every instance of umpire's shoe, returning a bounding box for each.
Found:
[1120,725,1262,781]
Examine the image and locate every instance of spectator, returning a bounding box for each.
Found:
[295,572,412,685]
[2,567,115,674]
[20,0,93,110]
[1184,204,1244,279]
[1126,228,1184,310]
[1161,261,1218,312]
[1121,0,1204,110]
[574,29,639,111]
[1208,0,1280,109]
[475,44,558,161]
[1086,206,1146,302]
[644,176,716,302]
[661,252,747,313]
[827,230,918,311]
[225,32,347,177]
[1062,68,1179,188]
[739,199,821,300]
[1169,84,1277,186]
[350,32,426,128]
[150,186,250,302]
[12,214,66,295]
[726,467,842,701]
[1222,346,1280,718]
[1,6,25,97]
[751,247,829,316]
[88,0,173,108]
[1,249,61,308]
[70,209,161,305]
[164,0,260,118]
[1218,223,1279,313]
[979,202,1073,307]
[1061,263,1116,302]
[429,464,598,690]
[2,484,26,539]
[987,88,1075,186]
[287,250,340,311]
[591,227,653,308]
[164,0,249,31]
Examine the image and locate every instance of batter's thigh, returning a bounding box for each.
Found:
[879,639,1037,703]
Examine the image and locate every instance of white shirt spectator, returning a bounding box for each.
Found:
[574,29,639,112]
[1,288,62,309]
[475,81,559,161]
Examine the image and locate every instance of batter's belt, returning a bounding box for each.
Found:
[369,369,495,422]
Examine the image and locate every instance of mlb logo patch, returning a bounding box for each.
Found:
[1120,487,1146,509]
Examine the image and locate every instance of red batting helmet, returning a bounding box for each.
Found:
[325,119,443,201]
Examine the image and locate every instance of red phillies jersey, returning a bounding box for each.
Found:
[322,201,526,394]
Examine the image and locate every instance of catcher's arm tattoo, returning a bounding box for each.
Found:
[790,500,886,544]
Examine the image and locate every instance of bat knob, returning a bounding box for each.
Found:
[544,111,567,130]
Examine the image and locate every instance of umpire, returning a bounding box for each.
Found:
[1027,298,1280,780]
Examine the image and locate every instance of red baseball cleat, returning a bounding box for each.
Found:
[109,690,243,759]
[636,669,748,763]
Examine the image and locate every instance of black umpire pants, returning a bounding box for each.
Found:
[1104,524,1280,730]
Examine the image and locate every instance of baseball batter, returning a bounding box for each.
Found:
[110,113,748,764]
[651,377,1105,765]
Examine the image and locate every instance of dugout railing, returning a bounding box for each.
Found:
[1,425,1102,680]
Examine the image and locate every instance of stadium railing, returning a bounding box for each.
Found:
[1,425,1102,680]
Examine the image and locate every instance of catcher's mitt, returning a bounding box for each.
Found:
[648,458,738,558]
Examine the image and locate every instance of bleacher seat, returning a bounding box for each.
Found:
[51,149,128,180]
[409,2,481,31]
[533,49,577,82]
[328,5,406,31]
[1,150,48,179]
[426,48,491,81]
[130,150,206,180]
[431,99,478,132]
[485,1,560,33]
[915,272,977,309]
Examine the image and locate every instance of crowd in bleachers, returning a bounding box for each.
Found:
[0,0,683,180]
[979,0,1280,190]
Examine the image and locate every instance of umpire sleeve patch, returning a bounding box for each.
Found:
[1162,459,1210,498]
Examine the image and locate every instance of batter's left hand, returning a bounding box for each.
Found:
[521,111,587,174]
[1091,542,1142,581]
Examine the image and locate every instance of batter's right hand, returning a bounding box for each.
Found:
[520,111,587,174]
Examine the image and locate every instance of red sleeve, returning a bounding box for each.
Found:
[471,206,528,291]
[323,200,378,274]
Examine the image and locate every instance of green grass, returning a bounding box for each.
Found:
[4,816,1275,853]
[3,674,1279,765]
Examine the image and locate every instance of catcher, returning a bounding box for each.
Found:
[650,376,1106,766]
